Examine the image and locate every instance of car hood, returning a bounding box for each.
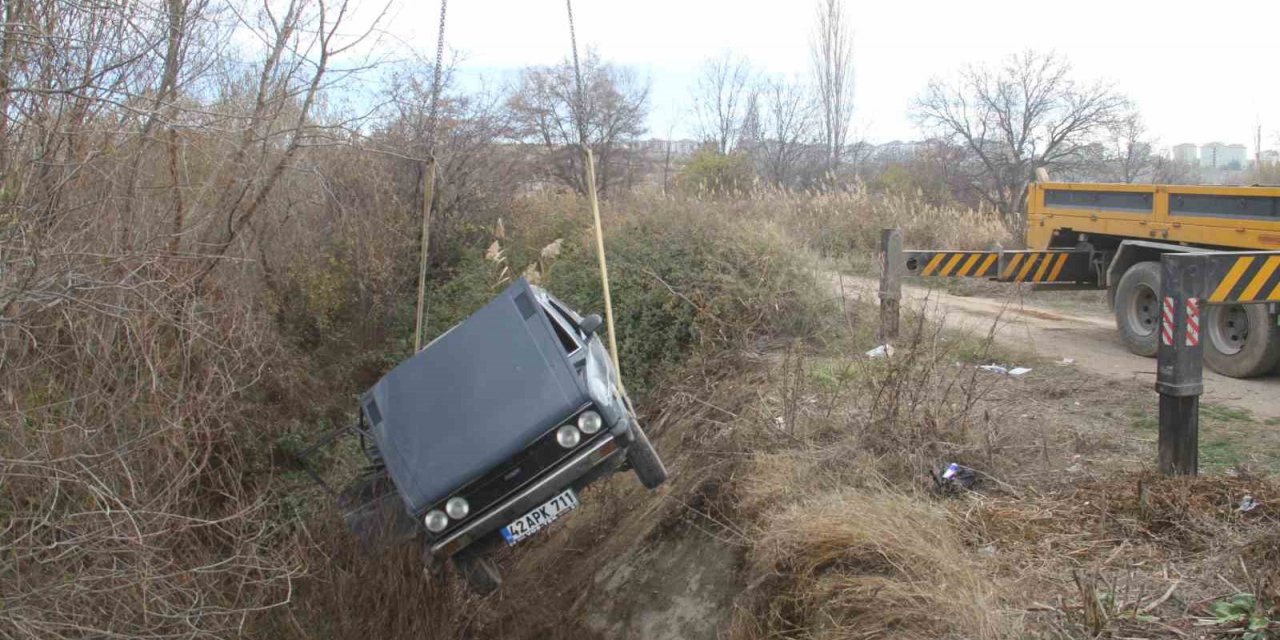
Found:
[362,279,589,516]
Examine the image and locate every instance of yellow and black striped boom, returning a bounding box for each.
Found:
[903,249,1095,284]
[1205,253,1280,303]
[907,251,999,278]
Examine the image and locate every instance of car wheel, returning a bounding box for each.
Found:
[1114,261,1161,357]
[626,423,667,489]
[1203,303,1280,378]
[452,548,502,595]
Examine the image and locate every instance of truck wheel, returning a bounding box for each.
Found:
[1203,304,1280,378]
[626,424,667,489]
[452,548,502,595]
[1114,261,1162,357]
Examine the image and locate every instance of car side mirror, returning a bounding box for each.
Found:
[579,314,603,337]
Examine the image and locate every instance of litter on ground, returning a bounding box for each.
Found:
[1239,495,1259,512]
[865,344,894,358]
[932,462,978,493]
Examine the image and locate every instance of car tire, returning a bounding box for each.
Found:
[452,548,502,595]
[1114,261,1162,357]
[1203,303,1280,378]
[626,423,667,489]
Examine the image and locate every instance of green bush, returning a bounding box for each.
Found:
[418,194,830,398]
[678,149,756,196]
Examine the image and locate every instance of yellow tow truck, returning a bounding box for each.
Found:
[904,182,1280,378]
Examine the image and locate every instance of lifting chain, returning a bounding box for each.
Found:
[427,0,448,148]
[414,0,448,352]
[564,0,588,148]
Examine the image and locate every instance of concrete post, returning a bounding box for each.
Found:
[879,229,903,342]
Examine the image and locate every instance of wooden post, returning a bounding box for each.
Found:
[879,228,902,342]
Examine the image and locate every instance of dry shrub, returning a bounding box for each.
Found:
[735,489,1006,639]
[645,185,1010,259]
[971,473,1280,558]
[0,259,304,638]
[783,300,1014,486]
[259,518,464,640]
[723,309,1020,639]
[951,472,1280,637]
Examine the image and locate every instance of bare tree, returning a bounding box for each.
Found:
[756,76,818,187]
[0,1,393,637]
[506,49,649,195]
[1152,155,1201,184]
[810,0,855,176]
[913,50,1131,234]
[1101,115,1157,183]
[736,89,763,154]
[693,52,754,155]
[185,0,390,291]
[377,60,517,263]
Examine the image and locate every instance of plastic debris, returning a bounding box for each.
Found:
[1060,358,1075,365]
[1008,367,1032,376]
[1239,495,1259,512]
[979,364,1031,376]
[932,462,977,494]
[865,344,894,358]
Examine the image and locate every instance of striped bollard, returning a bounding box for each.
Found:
[1156,253,1207,475]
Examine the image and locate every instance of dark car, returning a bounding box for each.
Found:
[316,278,666,592]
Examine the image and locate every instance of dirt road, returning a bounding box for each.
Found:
[838,274,1280,420]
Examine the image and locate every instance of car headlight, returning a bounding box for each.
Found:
[556,424,581,448]
[578,410,603,435]
[424,510,449,533]
[445,497,469,520]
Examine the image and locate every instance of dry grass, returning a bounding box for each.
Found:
[736,489,1007,639]
[642,186,1011,257]
[960,473,1280,637]
[722,307,1018,639]
[714,289,1280,640]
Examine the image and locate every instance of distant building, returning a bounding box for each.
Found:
[1172,143,1198,165]
[1200,142,1226,168]
[1225,144,1247,169]
[1199,142,1247,170]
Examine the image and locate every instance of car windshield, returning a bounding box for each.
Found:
[543,306,581,354]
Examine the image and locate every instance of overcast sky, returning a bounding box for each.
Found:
[377,0,1280,152]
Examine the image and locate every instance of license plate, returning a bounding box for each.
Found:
[500,489,579,546]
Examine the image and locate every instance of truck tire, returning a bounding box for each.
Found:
[1203,303,1280,378]
[626,424,668,490]
[1114,261,1162,357]
[452,547,502,595]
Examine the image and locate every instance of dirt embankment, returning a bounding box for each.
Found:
[835,273,1280,420]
